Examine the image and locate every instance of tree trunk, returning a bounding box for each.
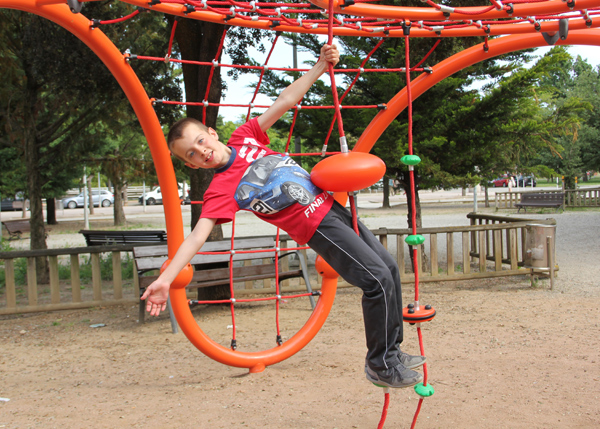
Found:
[382,175,391,209]
[24,97,49,283]
[113,182,126,225]
[87,175,94,215]
[175,19,228,300]
[46,198,57,225]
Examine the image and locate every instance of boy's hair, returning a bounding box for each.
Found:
[167,117,209,162]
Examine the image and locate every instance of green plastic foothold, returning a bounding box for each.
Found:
[401,155,421,166]
[405,234,425,246]
[414,382,435,398]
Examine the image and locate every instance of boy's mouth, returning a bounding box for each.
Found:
[205,151,213,163]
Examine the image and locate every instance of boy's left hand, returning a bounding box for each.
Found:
[320,43,340,67]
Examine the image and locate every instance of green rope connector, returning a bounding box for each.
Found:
[405,234,425,246]
[401,154,421,166]
[414,382,435,398]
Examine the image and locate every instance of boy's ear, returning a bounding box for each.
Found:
[208,127,219,140]
[185,162,200,169]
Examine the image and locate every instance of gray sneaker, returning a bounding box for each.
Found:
[399,351,426,369]
[365,362,423,388]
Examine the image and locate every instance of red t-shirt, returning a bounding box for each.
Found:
[201,119,333,244]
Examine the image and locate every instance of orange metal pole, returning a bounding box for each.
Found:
[119,0,600,38]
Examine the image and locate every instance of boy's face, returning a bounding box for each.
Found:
[171,123,231,170]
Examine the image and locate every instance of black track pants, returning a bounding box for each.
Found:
[308,201,403,371]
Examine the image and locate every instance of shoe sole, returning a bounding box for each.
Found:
[365,372,423,389]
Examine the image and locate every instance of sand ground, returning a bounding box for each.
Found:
[1,195,599,428]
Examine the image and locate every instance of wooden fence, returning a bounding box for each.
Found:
[0,213,557,316]
[495,187,600,209]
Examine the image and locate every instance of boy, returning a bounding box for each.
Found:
[141,44,425,388]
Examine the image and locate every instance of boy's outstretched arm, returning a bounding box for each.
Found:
[141,217,217,316]
[257,43,340,132]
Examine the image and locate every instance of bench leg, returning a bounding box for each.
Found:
[167,297,179,334]
[296,251,316,309]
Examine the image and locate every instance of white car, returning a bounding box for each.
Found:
[138,184,187,205]
[62,190,114,209]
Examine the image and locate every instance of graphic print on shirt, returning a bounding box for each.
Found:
[234,154,323,215]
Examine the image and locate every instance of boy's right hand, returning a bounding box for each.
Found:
[320,43,340,68]
[140,280,170,316]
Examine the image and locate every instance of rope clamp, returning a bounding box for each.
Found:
[270,20,281,28]
[230,249,236,255]
[321,144,328,157]
[342,0,355,6]
[164,55,171,63]
[295,104,302,110]
[439,5,455,14]
[423,67,433,74]
[184,4,195,15]
[340,136,349,153]
[359,67,365,73]
[212,59,218,67]
[148,0,161,6]
[297,18,303,27]
[506,3,514,15]
[249,103,255,109]
[203,100,209,107]
[67,0,82,14]
[230,298,236,303]
[90,19,101,29]
[250,1,256,11]
[263,65,269,71]
[566,0,575,9]
[401,20,411,36]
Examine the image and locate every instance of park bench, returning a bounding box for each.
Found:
[80,229,167,246]
[515,192,565,213]
[1,219,50,241]
[2,219,32,240]
[134,237,316,333]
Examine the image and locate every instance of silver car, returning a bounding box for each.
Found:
[62,190,114,209]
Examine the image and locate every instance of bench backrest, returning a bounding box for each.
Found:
[80,229,167,246]
[520,192,564,203]
[2,220,30,232]
[134,237,276,272]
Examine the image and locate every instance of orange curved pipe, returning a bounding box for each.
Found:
[171,277,338,372]
[1,0,185,258]
[355,29,600,154]
[119,0,600,38]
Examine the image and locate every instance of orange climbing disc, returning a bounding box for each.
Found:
[403,304,436,324]
[311,152,386,192]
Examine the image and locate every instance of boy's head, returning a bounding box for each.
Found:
[167,117,231,170]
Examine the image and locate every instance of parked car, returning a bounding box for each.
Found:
[517,175,537,187]
[62,190,114,209]
[1,196,26,211]
[490,176,510,187]
[138,184,186,205]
